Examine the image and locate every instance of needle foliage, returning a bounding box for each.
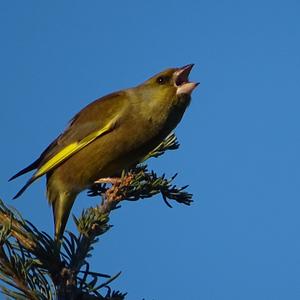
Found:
[0,133,192,299]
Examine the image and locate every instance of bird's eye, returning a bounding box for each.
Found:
[156,76,168,85]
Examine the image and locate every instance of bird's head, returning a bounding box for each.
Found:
[135,64,199,106]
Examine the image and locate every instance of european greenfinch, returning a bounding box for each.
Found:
[10,64,199,240]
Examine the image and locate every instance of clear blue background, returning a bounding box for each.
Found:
[1,1,300,299]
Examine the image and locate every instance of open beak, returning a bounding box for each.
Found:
[174,64,199,95]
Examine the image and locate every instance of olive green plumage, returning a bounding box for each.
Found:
[10,64,198,240]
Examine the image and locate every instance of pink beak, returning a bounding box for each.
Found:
[174,64,199,95]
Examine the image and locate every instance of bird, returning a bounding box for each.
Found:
[9,64,199,240]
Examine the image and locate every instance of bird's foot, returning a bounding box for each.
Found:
[94,173,134,187]
[94,177,122,185]
[94,173,134,210]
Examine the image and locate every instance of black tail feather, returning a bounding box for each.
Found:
[12,177,36,199]
[9,160,39,181]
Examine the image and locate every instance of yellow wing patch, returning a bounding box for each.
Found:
[34,121,115,179]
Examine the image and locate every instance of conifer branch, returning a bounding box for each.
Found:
[0,133,192,299]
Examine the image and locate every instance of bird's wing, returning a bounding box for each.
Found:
[12,117,118,200]
[34,92,126,179]
[11,92,125,199]
[34,118,117,178]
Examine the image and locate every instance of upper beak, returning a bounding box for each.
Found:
[174,64,199,95]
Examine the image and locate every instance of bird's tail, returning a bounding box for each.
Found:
[52,192,76,241]
[47,176,76,241]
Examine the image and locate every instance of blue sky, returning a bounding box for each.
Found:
[1,1,300,299]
